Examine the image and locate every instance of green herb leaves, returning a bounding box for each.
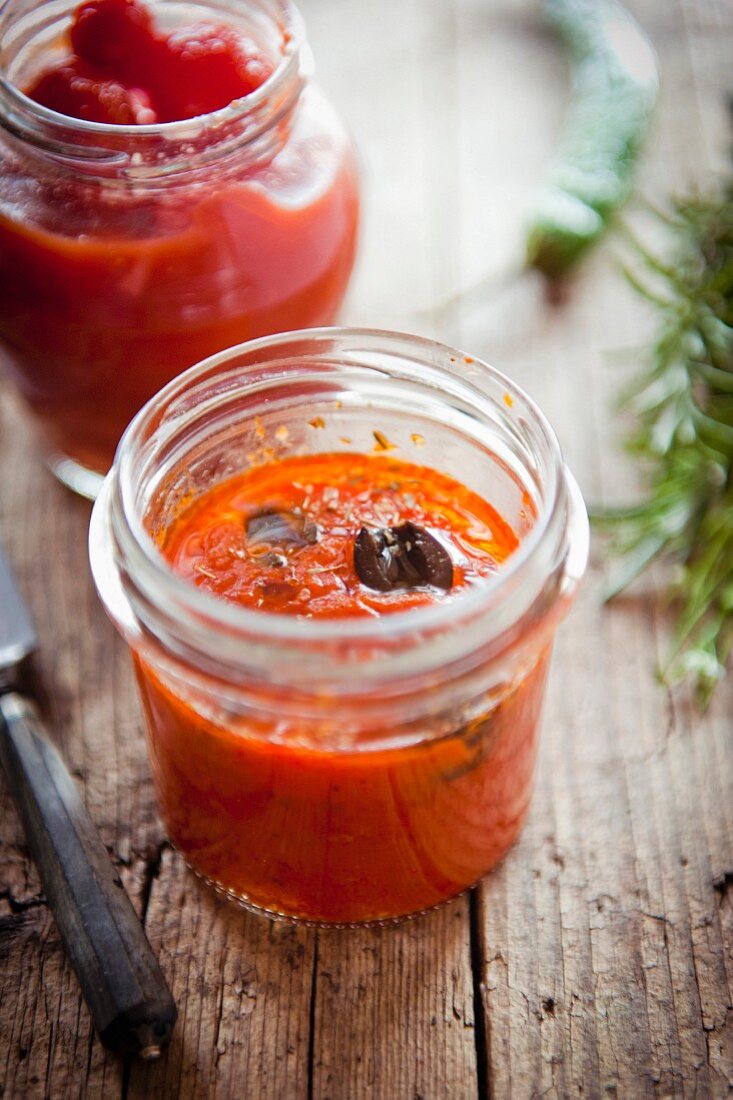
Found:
[594,185,733,705]
[526,0,658,278]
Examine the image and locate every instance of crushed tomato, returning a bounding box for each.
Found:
[26,0,273,124]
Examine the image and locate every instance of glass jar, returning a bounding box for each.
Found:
[89,328,589,926]
[0,0,359,497]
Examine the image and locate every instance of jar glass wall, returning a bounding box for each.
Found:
[0,0,359,496]
[89,328,589,926]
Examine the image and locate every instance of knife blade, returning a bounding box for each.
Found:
[0,544,177,1059]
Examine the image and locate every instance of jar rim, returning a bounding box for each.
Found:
[97,327,584,649]
[0,0,304,147]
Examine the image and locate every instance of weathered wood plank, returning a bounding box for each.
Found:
[304,0,439,337]
[125,851,315,1100]
[0,386,152,1099]
[457,0,733,1095]
[311,900,477,1100]
[308,2,481,1097]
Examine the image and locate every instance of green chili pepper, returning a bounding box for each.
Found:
[526,0,659,278]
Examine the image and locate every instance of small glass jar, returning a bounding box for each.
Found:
[0,0,359,496]
[89,328,588,926]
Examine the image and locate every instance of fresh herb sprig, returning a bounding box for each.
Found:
[593,182,733,706]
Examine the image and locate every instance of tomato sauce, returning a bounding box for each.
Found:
[134,453,548,923]
[159,453,520,615]
[0,0,359,474]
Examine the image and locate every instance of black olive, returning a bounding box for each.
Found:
[353,522,453,592]
[245,509,318,561]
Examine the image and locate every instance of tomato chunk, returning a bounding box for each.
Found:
[153,23,272,122]
[25,0,273,124]
[27,61,157,125]
[70,0,157,82]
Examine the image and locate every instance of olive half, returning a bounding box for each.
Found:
[353,522,453,592]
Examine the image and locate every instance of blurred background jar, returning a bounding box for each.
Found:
[0,0,360,497]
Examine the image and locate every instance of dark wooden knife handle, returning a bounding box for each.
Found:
[0,692,176,1058]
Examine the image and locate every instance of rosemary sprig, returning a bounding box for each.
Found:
[593,181,733,706]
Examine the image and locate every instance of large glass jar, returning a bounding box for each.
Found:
[0,0,359,496]
[89,329,589,926]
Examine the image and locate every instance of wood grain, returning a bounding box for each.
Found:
[457,1,733,1096]
[310,900,478,1100]
[1,0,732,1096]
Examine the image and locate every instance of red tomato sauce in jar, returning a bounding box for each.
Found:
[0,0,359,476]
[134,453,548,924]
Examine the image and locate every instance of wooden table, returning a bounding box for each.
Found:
[1,1,732,1095]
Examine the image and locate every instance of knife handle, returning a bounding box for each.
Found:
[0,692,177,1058]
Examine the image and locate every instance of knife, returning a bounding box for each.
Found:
[0,545,176,1059]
